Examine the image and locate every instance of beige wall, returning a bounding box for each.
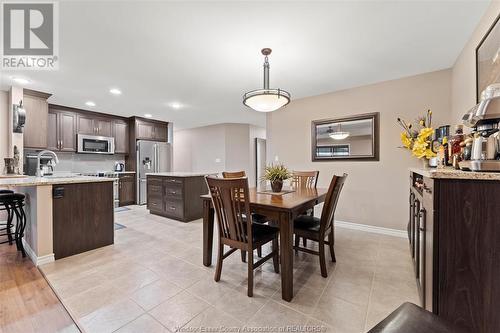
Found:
[173,123,266,185]
[451,1,500,123]
[267,69,452,230]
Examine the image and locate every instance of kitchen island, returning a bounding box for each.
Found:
[407,167,500,333]
[146,172,214,222]
[0,176,114,265]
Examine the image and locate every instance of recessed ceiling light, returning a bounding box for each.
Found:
[109,88,122,95]
[144,114,153,118]
[85,101,96,107]
[11,77,31,85]
[169,102,182,109]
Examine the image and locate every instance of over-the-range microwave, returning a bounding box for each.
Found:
[77,134,115,154]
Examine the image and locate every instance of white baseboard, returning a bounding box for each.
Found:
[22,239,55,266]
[335,220,407,238]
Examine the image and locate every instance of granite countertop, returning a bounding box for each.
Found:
[409,167,500,181]
[146,172,217,177]
[0,176,115,187]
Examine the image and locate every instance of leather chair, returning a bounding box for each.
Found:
[367,302,465,333]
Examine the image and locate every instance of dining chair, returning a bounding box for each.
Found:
[222,170,269,259]
[205,176,279,297]
[293,173,347,277]
[290,170,319,247]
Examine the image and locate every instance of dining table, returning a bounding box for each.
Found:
[201,187,328,302]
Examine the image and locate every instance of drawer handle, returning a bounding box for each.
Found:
[170,206,176,210]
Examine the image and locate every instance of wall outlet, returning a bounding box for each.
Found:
[215,158,221,163]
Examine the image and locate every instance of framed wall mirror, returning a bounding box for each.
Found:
[311,112,379,161]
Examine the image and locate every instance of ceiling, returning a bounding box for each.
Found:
[0,1,490,129]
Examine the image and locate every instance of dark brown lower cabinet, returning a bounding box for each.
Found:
[146,175,208,222]
[408,172,500,333]
[53,181,114,259]
[119,174,135,206]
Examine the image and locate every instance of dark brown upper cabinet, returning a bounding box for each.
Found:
[47,108,77,152]
[23,89,52,149]
[113,120,129,154]
[311,112,379,161]
[134,118,168,142]
[77,114,112,137]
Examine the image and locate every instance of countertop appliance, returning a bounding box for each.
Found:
[25,153,58,176]
[460,84,500,172]
[137,140,171,205]
[114,162,125,172]
[77,134,115,154]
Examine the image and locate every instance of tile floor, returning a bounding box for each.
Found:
[39,206,419,333]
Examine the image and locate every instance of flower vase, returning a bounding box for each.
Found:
[271,180,283,193]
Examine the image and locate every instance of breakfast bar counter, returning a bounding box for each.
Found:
[0,176,115,265]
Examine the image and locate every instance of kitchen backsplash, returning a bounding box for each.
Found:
[24,150,126,173]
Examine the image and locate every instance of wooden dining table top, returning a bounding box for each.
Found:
[201,187,328,210]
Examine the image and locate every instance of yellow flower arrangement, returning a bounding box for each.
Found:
[397,110,436,160]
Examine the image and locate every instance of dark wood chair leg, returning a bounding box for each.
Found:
[247,249,254,297]
[215,243,224,281]
[319,239,327,278]
[241,250,246,262]
[257,246,262,258]
[272,237,279,273]
[328,231,336,262]
[302,237,307,247]
[294,235,300,254]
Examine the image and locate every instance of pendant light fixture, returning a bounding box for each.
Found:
[328,124,350,140]
[243,48,291,112]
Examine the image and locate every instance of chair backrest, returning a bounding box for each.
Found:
[290,171,319,189]
[319,173,347,234]
[205,176,252,246]
[222,171,246,179]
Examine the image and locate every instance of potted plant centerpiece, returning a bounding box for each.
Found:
[262,163,291,193]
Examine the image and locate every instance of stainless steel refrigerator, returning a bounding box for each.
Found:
[136,140,172,204]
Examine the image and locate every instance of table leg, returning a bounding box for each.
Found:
[279,211,294,302]
[203,200,214,267]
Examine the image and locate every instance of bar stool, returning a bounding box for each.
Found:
[0,191,27,257]
[0,189,14,245]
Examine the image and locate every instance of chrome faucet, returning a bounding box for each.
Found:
[35,150,59,177]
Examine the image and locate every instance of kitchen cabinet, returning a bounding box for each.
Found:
[47,108,77,152]
[134,118,168,142]
[23,90,52,149]
[77,114,112,136]
[118,173,135,206]
[52,181,114,259]
[146,175,207,222]
[408,171,500,333]
[113,120,129,154]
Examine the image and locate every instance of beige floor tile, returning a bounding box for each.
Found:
[131,279,183,311]
[79,298,144,333]
[182,306,242,331]
[188,278,268,323]
[149,291,210,331]
[245,300,309,330]
[312,295,366,333]
[40,206,418,333]
[115,314,169,333]
[63,283,127,318]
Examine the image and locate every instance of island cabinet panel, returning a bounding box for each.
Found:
[53,181,114,260]
[146,175,208,222]
[408,172,500,333]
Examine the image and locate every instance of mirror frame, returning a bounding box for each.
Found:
[311,112,380,162]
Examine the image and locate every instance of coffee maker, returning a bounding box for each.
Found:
[460,84,500,172]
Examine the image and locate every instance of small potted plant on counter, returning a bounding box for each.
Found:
[261,163,291,193]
